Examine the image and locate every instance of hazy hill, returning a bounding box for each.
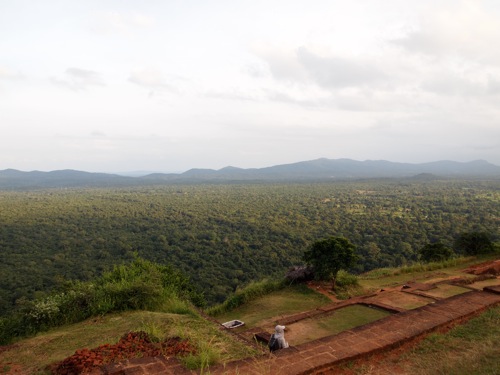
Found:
[1,159,499,189]
[0,169,138,189]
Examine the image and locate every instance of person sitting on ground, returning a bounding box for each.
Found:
[272,325,289,350]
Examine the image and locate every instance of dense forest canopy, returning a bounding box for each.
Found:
[0,179,498,314]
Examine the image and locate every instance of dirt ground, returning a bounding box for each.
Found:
[0,332,194,375]
[464,259,500,276]
[364,290,435,310]
[48,332,195,374]
[305,281,341,302]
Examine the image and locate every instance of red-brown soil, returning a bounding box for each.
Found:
[306,281,341,302]
[464,259,500,276]
[48,331,195,375]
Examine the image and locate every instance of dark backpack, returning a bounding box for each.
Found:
[268,334,279,352]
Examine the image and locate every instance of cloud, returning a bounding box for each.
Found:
[421,73,488,97]
[0,65,23,80]
[264,89,333,109]
[90,130,107,137]
[253,44,390,92]
[296,47,388,89]
[251,44,309,83]
[128,68,179,95]
[204,89,259,102]
[488,76,500,94]
[51,68,105,91]
[243,62,270,79]
[393,1,500,63]
[91,11,155,35]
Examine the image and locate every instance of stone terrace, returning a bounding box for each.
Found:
[102,285,500,374]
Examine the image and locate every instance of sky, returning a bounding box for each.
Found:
[1,0,500,173]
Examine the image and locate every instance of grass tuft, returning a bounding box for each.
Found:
[360,257,475,280]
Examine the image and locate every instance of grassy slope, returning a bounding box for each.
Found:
[0,310,258,374]
[357,256,485,291]
[213,283,331,329]
[1,256,498,374]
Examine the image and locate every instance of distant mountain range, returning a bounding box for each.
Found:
[1,159,499,189]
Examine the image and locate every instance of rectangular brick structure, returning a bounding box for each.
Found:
[206,289,500,375]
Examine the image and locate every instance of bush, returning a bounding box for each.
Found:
[454,232,495,255]
[419,242,455,263]
[0,258,203,344]
[335,270,359,288]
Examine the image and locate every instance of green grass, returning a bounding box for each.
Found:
[286,305,391,345]
[206,278,286,317]
[0,257,205,345]
[0,310,258,374]
[2,256,498,374]
[401,305,500,375]
[212,283,331,329]
[337,305,500,375]
[366,290,434,310]
[422,284,471,299]
[358,256,492,291]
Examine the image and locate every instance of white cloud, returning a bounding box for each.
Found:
[393,1,500,63]
[204,89,260,102]
[51,68,105,91]
[128,68,179,95]
[251,44,309,83]
[2,1,500,171]
[91,11,155,35]
[129,68,166,88]
[487,76,500,94]
[296,47,389,89]
[0,66,23,80]
[421,73,489,97]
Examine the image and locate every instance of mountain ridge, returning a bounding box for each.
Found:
[1,158,499,189]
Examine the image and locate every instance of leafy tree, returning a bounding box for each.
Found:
[419,242,454,263]
[302,237,358,290]
[454,232,494,255]
[0,181,498,313]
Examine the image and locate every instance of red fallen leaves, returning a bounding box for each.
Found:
[49,331,196,374]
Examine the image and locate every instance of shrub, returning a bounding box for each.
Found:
[0,258,203,344]
[335,270,359,288]
[454,232,495,255]
[419,242,455,263]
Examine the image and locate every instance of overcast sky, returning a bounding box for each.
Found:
[1,0,500,173]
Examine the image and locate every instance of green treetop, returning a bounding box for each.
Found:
[302,236,358,290]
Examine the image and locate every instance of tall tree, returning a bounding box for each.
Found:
[454,232,494,255]
[302,237,358,290]
[419,242,454,263]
